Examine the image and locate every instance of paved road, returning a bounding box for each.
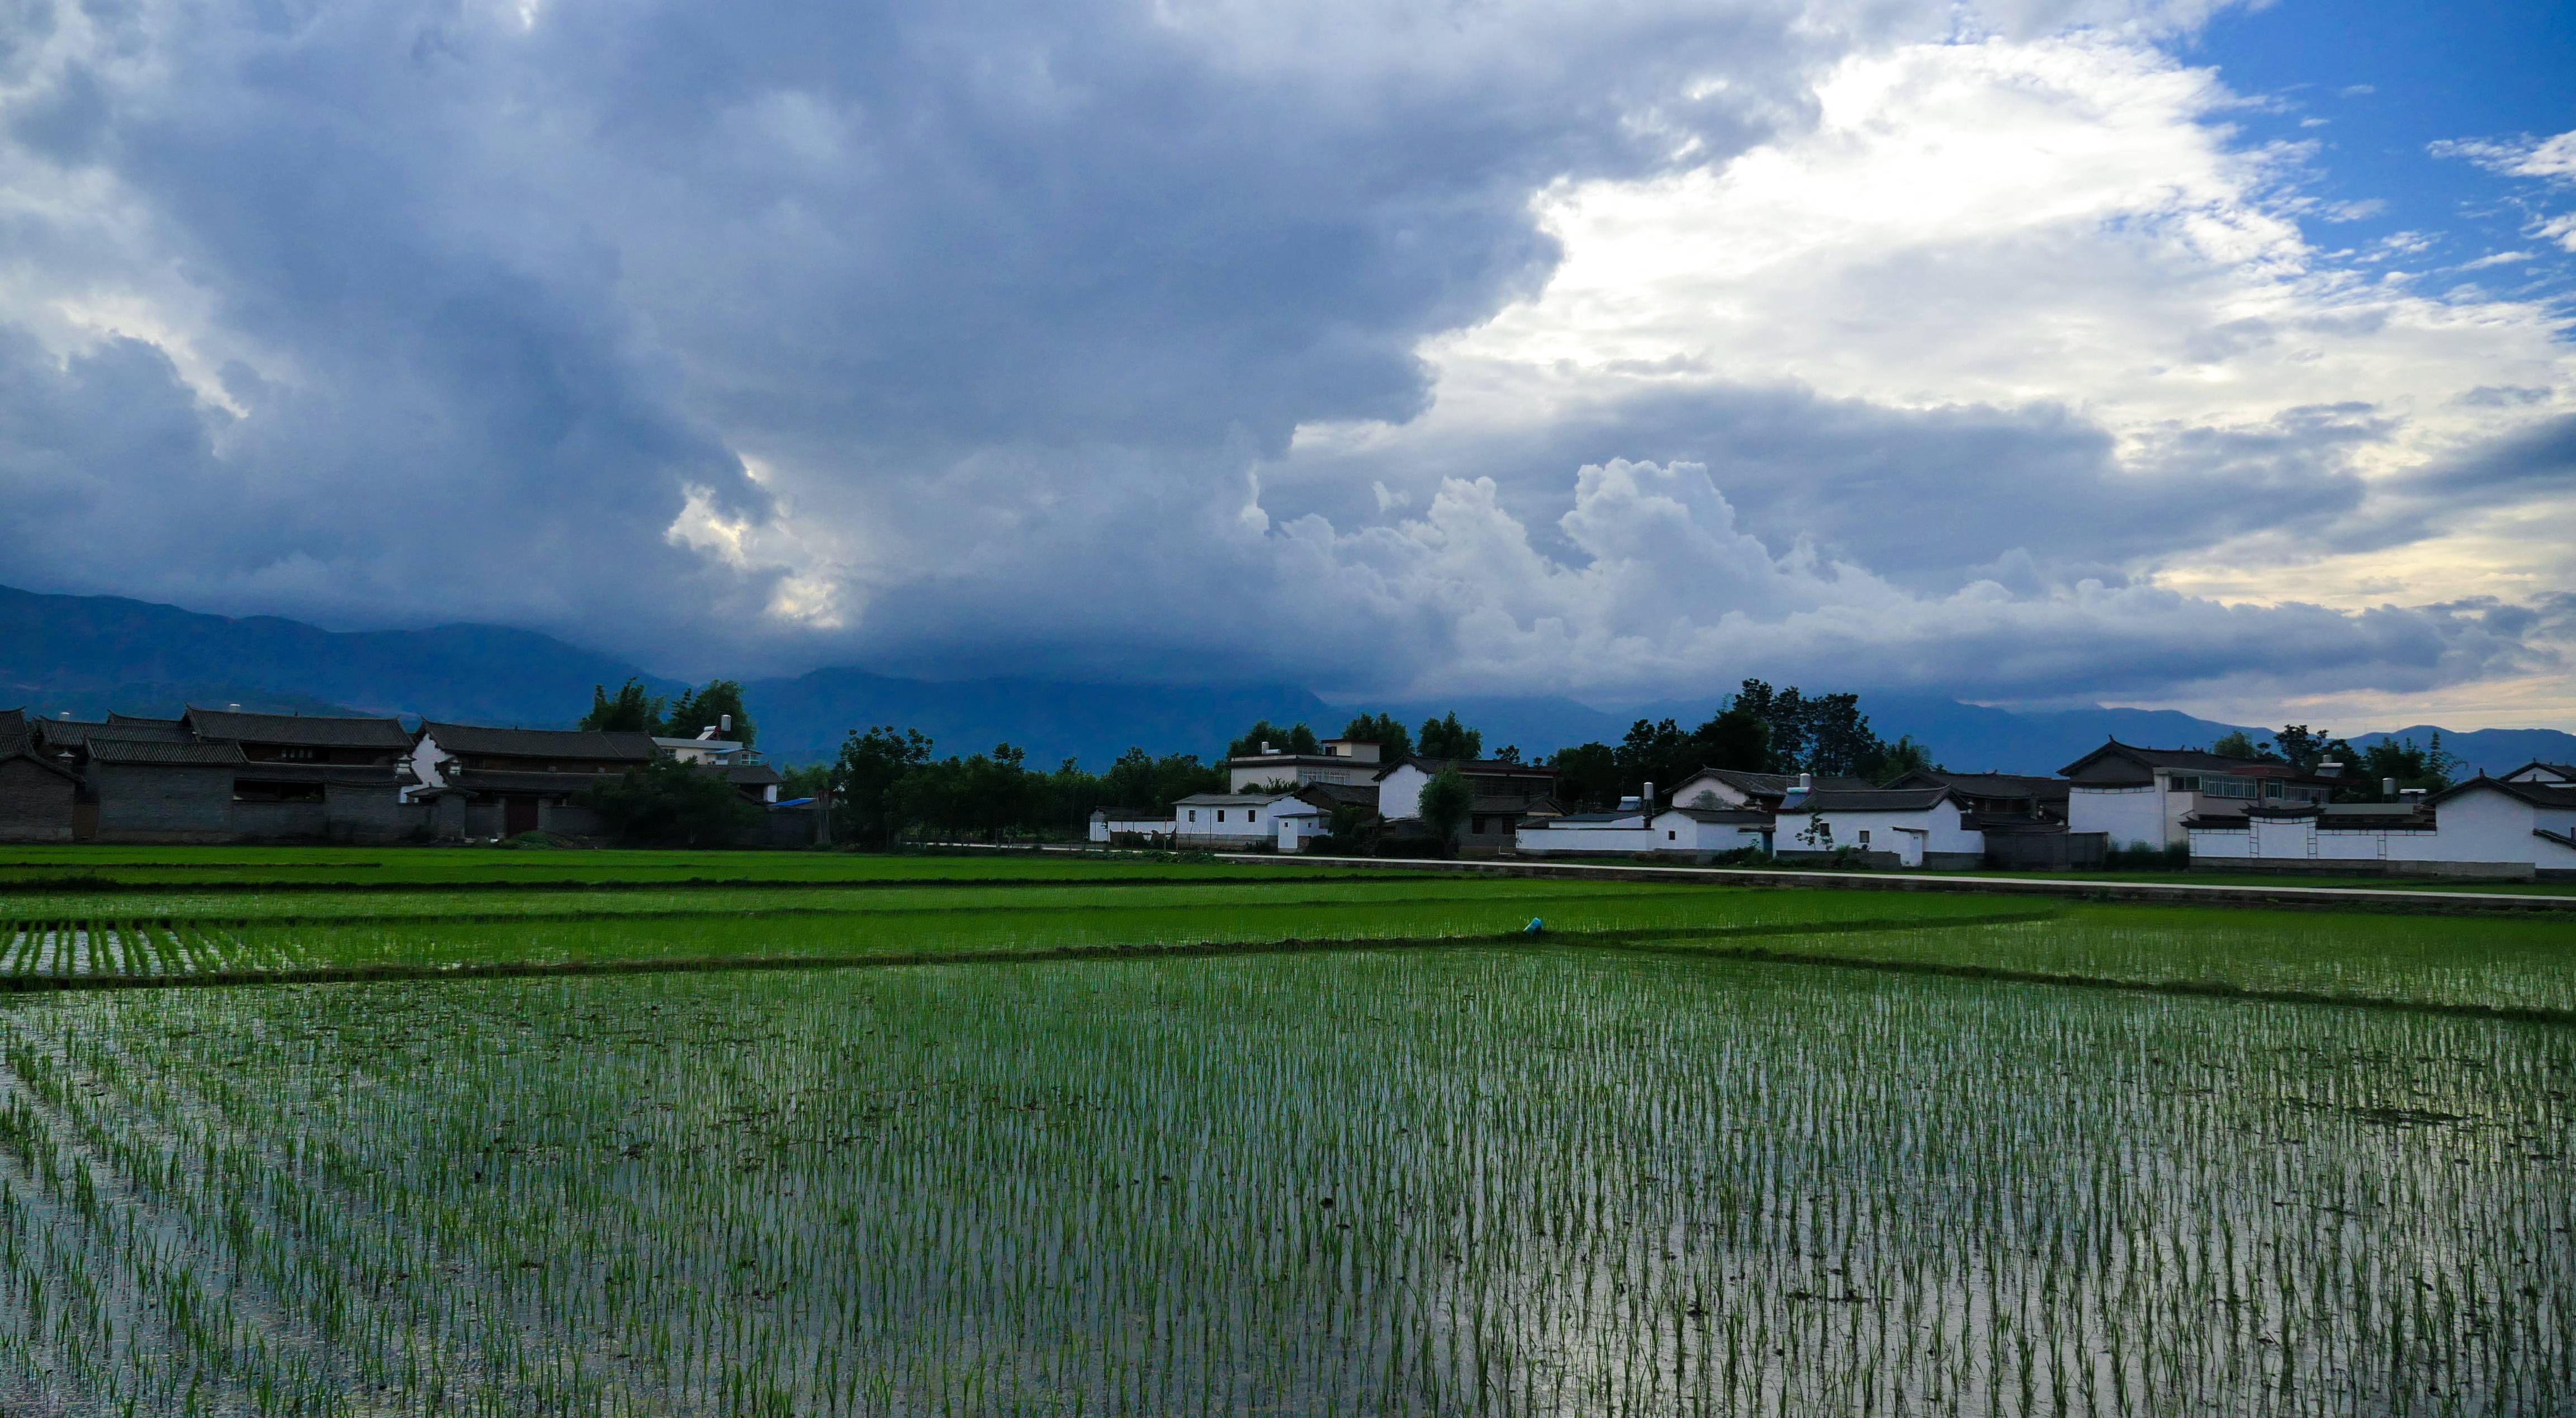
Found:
[1210,852,2576,914]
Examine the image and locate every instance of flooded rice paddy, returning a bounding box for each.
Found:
[0,946,2564,1415]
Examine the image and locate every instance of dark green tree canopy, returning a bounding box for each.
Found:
[1338,712,1413,759]
[1415,712,1483,761]
[582,758,760,847]
[1417,767,1473,850]
[1544,741,1621,810]
[1227,720,1318,758]
[2354,733,2457,793]
[664,680,756,746]
[580,678,664,735]
[2209,730,2267,760]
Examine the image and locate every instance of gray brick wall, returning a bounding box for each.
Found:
[0,760,75,843]
[90,763,235,843]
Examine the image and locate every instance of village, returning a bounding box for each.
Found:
[7,696,2569,881]
[1099,732,2576,882]
[0,705,820,848]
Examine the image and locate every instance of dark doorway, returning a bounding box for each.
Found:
[504,797,541,836]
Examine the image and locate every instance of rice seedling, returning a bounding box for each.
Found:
[0,950,2563,1415]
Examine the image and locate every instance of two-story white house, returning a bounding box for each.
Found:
[1224,738,1386,793]
[2062,741,2341,850]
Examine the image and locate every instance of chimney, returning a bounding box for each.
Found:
[1798,772,1813,793]
[2383,777,2398,801]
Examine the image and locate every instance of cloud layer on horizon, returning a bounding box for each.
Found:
[0,0,2570,725]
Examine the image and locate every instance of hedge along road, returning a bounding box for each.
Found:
[1213,852,2576,915]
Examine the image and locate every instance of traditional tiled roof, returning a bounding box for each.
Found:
[1092,806,1176,822]
[35,717,195,748]
[1887,769,2071,802]
[1376,757,1558,781]
[88,739,248,767]
[0,708,23,755]
[1674,767,1876,800]
[419,723,659,762]
[1172,791,1306,808]
[715,763,783,787]
[2428,777,2576,811]
[1776,787,1958,814]
[2059,739,2312,782]
[1294,781,1381,811]
[186,707,413,749]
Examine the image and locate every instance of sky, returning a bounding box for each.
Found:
[1,0,2571,729]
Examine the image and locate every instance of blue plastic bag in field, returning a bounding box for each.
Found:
[1523,918,1543,935]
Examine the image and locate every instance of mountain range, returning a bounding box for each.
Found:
[6,583,2568,777]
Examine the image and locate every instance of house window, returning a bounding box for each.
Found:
[1187,810,1197,823]
[1858,829,1871,847]
[1216,810,1226,823]
[2167,775,2199,792]
[2203,778,2257,800]
[1247,810,1257,822]
[1667,830,1677,840]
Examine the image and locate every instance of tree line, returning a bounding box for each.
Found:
[2209,724,2457,794]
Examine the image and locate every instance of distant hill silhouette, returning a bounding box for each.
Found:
[4,583,2568,774]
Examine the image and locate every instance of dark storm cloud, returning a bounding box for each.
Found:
[0,0,2565,708]
[0,0,1849,655]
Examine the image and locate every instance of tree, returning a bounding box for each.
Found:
[1690,705,1773,774]
[1416,712,1483,761]
[1338,712,1413,760]
[1418,768,1472,852]
[1227,720,1318,758]
[831,725,934,848]
[1102,747,1224,812]
[1723,678,1882,776]
[581,678,664,735]
[2210,730,2265,760]
[2268,724,2351,773]
[665,680,756,746]
[1613,718,1692,794]
[2354,734,2457,795]
[1546,742,1621,810]
[1876,734,1938,780]
[1798,692,1882,777]
[583,758,760,847]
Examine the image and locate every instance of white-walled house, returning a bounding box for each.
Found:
[2187,778,2576,880]
[1774,787,1983,869]
[1171,791,1300,848]
[2063,741,2340,850]
[1514,805,1773,858]
[1088,807,1178,844]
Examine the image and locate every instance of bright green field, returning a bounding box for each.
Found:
[0,845,1385,890]
[0,953,2566,1415]
[0,850,2570,1415]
